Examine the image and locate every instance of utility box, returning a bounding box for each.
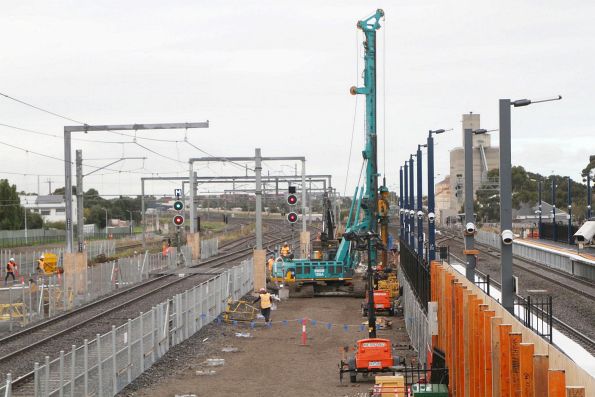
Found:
[411,383,448,396]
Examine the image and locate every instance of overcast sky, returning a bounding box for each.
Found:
[1,0,594,199]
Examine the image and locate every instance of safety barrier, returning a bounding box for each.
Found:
[430,260,593,396]
[0,240,116,279]
[0,247,190,333]
[0,258,254,396]
[200,237,219,260]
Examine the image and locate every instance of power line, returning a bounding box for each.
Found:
[0,123,130,144]
[0,91,85,124]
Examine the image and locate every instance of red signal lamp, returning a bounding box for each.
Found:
[287,212,298,223]
[173,215,184,226]
[287,194,298,206]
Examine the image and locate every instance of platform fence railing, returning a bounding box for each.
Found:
[0,257,254,397]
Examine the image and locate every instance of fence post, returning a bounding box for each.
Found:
[83,340,88,397]
[70,345,76,397]
[59,350,65,397]
[127,313,133,382]
[96,334,103,397]
[137,315,143,376]
[5,373,11,397]
[111,325,117,394]
[150,307,156,363]
[34,362,39,397]
[44,355,50,397]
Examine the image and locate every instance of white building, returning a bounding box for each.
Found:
[20,195,78,224]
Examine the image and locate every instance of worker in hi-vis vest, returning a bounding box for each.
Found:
[253,288,280,324]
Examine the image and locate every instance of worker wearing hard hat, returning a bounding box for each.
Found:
[280,242,291,258]
[4,258,17,285]
[37,256,46,274]
[267,256,275,273]
[253,288,280,324]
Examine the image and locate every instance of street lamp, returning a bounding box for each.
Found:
[416,144,427,259]
[461,128,493,282]
[499,95,562,313]
[409,154,415,249]
[427,129,449,262]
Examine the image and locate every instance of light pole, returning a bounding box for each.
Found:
[416,144,426,259]
[404,161,409,246]
[567,177,572,244]
[537,179,542,238]
[552,177,557,241]
[499,95,561,313]
[585,172,592,220]
[399,166,404,241]
[462,129,483,282]
[409,154,415,248]
[427,129,447,261]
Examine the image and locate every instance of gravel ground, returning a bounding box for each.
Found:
[118,297,418,397]
[435,232,595,342]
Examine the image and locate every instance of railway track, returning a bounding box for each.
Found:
[440,230,595,354]
[0,227,296,391]
[437,229,595,301]
[448,251,595,355]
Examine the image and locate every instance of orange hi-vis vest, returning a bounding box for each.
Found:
[259,293,272,309]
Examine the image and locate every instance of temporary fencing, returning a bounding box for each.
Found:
[0,240,115,279]
[200,238,219,260]
[0,246,191,335]
[0,257,254,397]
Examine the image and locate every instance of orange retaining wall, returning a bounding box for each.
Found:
[430,260,593,397]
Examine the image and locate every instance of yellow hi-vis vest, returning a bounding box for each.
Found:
[259,293,272,309]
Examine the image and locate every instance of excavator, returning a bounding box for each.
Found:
[271,9,390,298]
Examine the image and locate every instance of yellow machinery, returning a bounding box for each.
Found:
[0,303,28,326]
[377,274,399,299]
[222,298,258,323]
[40,252,63,275]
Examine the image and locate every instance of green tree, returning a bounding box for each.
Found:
[0,179,22,230]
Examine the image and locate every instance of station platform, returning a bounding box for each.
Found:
[519,238,595,262]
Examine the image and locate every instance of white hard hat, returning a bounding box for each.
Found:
[9,258,14,262]
[40,255,44,259]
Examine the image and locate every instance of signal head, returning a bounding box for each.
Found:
[287,212,298,224]
[173,215,184,226]
[173,200,184,211]
[287,194,298,206]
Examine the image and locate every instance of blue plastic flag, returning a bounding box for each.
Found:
[343,324,349,332]
[311,319,317,326]
[326,322,332,330]
[359,324,365,332]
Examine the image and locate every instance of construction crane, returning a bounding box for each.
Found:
[271,9,388,297]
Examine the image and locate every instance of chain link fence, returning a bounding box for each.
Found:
[1,240,116,279]
[0,258,253,396]
[0,246,190,334]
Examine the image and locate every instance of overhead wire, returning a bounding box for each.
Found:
[0,91,85,124]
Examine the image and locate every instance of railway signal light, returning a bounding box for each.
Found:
[287,194,298,206]
[173,215,184,226]
[173,200,184,211]
[287,212,298,223]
